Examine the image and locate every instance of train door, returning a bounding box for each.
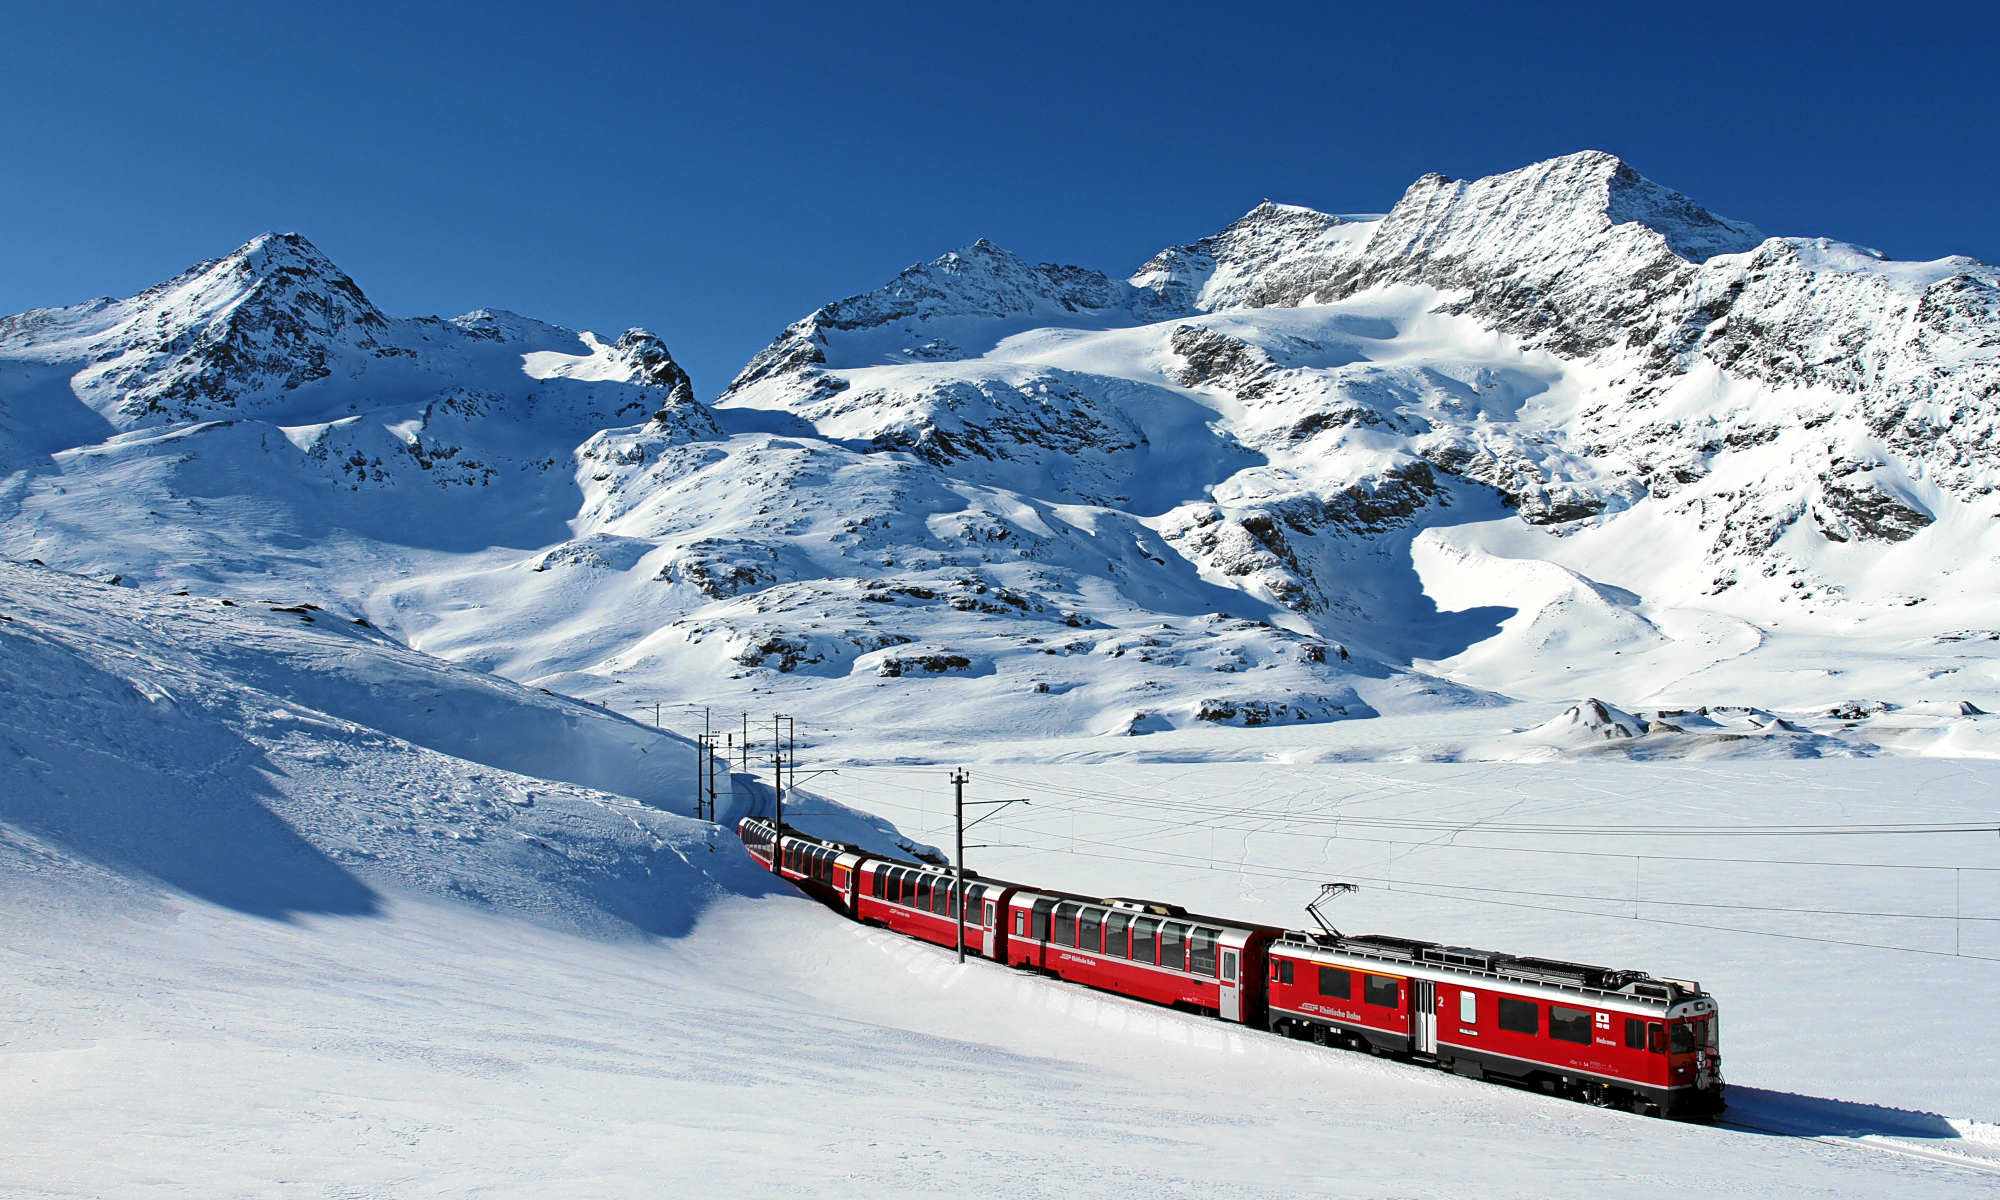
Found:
[982,899,997,957]
[1413,980,1437,1054]
[1219,950,1241,1021]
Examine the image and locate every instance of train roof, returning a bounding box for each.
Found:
[1275,930,1709,1008]
[751,818,1024,888]
[746,817,1708,1010]
[1010,884,1282,937]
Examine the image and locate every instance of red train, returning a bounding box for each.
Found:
[739,816,1724,1119]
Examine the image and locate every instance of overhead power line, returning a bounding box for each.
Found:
[804,777,2000,964]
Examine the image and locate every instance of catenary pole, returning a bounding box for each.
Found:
[954,768,969,963]
[952,782,1031,965]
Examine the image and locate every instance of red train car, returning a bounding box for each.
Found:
[1265,933,1723,1118]
[854,856,1023,958]
[1003,889,1279,1024]
[741,817,868,916]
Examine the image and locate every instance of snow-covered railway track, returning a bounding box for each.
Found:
[1720,1116,2000,1180]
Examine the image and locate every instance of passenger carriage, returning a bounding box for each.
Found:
[1265,934,1724,1117]
[856,856,1020,958]
[1004,890,1279,1024]
[740,817,868,916]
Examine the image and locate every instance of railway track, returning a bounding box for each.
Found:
[1720,1113,2000,1180]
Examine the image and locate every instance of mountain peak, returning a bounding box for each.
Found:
[1385,152,1761,265]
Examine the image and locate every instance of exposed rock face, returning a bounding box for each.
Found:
[725,239,1134,395]
[0,232,715,500]
[0,233,393,426]
[1133,201,1378,313]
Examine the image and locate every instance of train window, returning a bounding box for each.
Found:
[1461,992,1477,1025]
[1498,998,1538,1035]
[1131,917,1158,963]
[1317,966,1350,999]
[933,880,951,916]
[1625,1018,1646,1050]
[1277,959,1294,985]
[1052,902,1078,947]
[1031,899,1055,941]
[1221,951,1236,983]
[1077,908,1102,952]
[1703,1019,1719,1050]
[1364,975,1399,1008]
[1014,910,1025,936]
[1158,924,1187,971]
[1649,1023,1666,1054]
[1669,1023,1696,1055]
[1189,929,1219,976]
[1549,1006,1593,1045]
[1104,912,1131,958]
[916,875,933,910]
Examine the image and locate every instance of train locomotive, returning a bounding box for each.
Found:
[739,816,1724,1120]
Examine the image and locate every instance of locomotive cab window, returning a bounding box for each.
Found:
[1625,1018,1646,1050]
[1669,1022,1696,1054]
[1649,1023,1666,1054]
[1498,997,1539,1035]
[1549,1005,1593,1045]
[1317,966,1350,999]
[1276,959,1294,985]
[1364,974,1399,1008]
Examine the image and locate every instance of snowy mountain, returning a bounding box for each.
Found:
[4,153,1999,748]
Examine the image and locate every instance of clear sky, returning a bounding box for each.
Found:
[4,1,1995,392]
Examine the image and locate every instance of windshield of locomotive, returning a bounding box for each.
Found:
[1670,1014,1720,1054]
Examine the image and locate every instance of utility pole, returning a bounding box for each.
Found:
[953,769,968,963]
[770,742,785,874]
[696,732,712,816]
[775,714,796,795]
[712,736,728,820]
[951,771,1030,964]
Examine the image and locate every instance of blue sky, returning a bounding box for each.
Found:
[4,1,1995,391]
